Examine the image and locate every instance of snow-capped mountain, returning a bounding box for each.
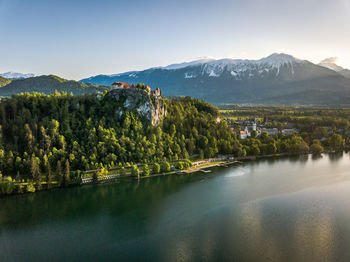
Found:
[0,72,35,79]
[81,53,350,105]
[159,53,306,80]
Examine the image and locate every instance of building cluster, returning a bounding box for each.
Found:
[232,120,298,139]
[111,82,161,97]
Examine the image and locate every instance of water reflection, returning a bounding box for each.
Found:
[329,152,344,162]
[2,153,350,261]
[311,153,323,160]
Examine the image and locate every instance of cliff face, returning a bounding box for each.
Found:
[105,88,166,126]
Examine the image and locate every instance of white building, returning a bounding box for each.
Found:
[261,128,278,136]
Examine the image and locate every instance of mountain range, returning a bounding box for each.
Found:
[81,53,350,106]
[0,72,35,79]
[2,53,350,106]
[0,75,108,97]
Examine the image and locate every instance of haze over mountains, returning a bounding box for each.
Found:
[80,53,350,105]
[318,58,350,79]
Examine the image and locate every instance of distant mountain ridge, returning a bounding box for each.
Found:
[81,53,350,106]
[0,75,108,97]
[0,72,35,79]
[318,59,350,79]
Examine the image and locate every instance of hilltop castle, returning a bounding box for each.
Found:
[107,82,166,126]
[111,82,161,97]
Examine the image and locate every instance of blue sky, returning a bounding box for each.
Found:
[1,0,350,80]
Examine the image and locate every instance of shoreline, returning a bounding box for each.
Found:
[1,151,346,198]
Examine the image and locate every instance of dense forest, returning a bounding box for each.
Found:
[1,92,349,195]
[0,91,239,194]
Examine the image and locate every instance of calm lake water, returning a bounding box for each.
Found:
[2,153,350,261]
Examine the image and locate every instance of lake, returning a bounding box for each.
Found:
[2,153,350,261]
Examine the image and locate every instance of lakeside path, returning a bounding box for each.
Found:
[139,160,241,180]
[181,160,241,174]
[81,157,255,184]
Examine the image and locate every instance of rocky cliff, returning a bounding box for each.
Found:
[105,87,166,126]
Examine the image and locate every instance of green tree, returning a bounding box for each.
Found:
[310,139,323,154]
[131,165,140,177]
[57,160,63,186]
[25,124,35,153]
[175,161,184,170]
[329,134,344,151]
[97,167,108,178]
[0,175,15,195]
[26,182,36,193]
[251,130,258,138]
[152,163,160,174]
[64,159,70,186]
[310,143,324,154]
[161,161,171,173]
[46,161,52,189]
[119,167,126,176]
[30,156,41,190]
[142,164,150,176]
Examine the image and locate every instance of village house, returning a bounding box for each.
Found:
[239,130,248,139]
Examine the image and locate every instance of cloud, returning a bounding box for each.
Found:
[195,56,214,60]
[320,57,339,64]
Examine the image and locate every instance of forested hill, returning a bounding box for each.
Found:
[0,75,108,96]
[0,90,327,195]
[0,91,237,191]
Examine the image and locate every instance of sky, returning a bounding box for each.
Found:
[0,0,350,80]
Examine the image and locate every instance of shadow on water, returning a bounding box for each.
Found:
[0,171,223,233]
[253,154,307,168]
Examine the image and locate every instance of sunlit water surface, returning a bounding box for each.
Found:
[2,153,350,261]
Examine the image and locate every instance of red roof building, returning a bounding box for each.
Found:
[111,82,131,88]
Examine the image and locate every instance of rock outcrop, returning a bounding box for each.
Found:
[105,87,166,126]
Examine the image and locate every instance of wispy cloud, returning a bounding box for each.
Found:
[320,57,339,64]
